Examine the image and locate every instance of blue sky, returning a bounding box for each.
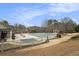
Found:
[0,3,79,27]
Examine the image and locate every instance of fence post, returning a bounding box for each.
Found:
[20,40,22,48]
[46,36,49,42]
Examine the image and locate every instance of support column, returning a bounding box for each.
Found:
[10,30,12,39]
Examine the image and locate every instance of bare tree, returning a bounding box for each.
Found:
[60,17,77,33]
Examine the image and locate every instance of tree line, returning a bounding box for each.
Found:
[41,17,79,33]
[0,20,27,33]
[0,17,79,33]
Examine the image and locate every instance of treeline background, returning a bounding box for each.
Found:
[0,17,79,33]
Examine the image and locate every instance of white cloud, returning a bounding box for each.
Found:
[49,3,79,13]
[9,3,79,26]
[9,5,47,26]
[12,6,46,20]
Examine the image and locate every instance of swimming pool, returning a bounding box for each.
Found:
[11,33,57,46]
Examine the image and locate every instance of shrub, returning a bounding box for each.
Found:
[57,34,61,38]
[30,29,37,33]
